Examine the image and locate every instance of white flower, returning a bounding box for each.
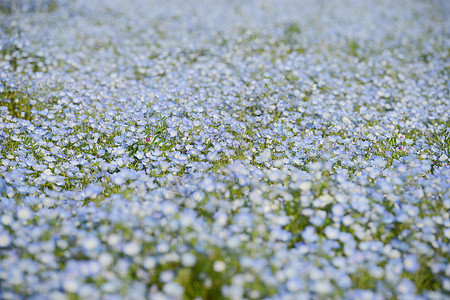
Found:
[286,279,304,292]
[313,194,333,208]
[181,253,197,267]
[397,278,415,294]
[331,204,345,217]
[124,241,141,256]
[160,271,174,283]
[163,282,184,298]
[82,235,100,252]
[256,148,271,163]
[63,277,79,293]
[324,226,340,240]
[314,280,333,294]
[99,253,113,267]
[111,174,126,186]
[444,228,450,239]
[0,232,11,247]
[107,234,121,246]
[156,242,170,253]
[213,260,226,272]
[249,189,263,203]
[84,184,103,198]
[404,255,419,273]
[342,116,352,125]
[1,214,13,225]
[214,211,228,226]
[17,206,32,221]
[443,279,450,291]
[299,181,312,191]
[143,256,157,269]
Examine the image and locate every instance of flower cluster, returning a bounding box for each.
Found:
[0,0,449,299]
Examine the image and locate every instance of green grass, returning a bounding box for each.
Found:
[0,87,33,120]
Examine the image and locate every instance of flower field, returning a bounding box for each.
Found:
[0,0,449,299]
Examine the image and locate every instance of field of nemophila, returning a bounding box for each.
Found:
[0,0,449,299]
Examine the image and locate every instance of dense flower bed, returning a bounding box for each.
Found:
[0,0,449,299]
